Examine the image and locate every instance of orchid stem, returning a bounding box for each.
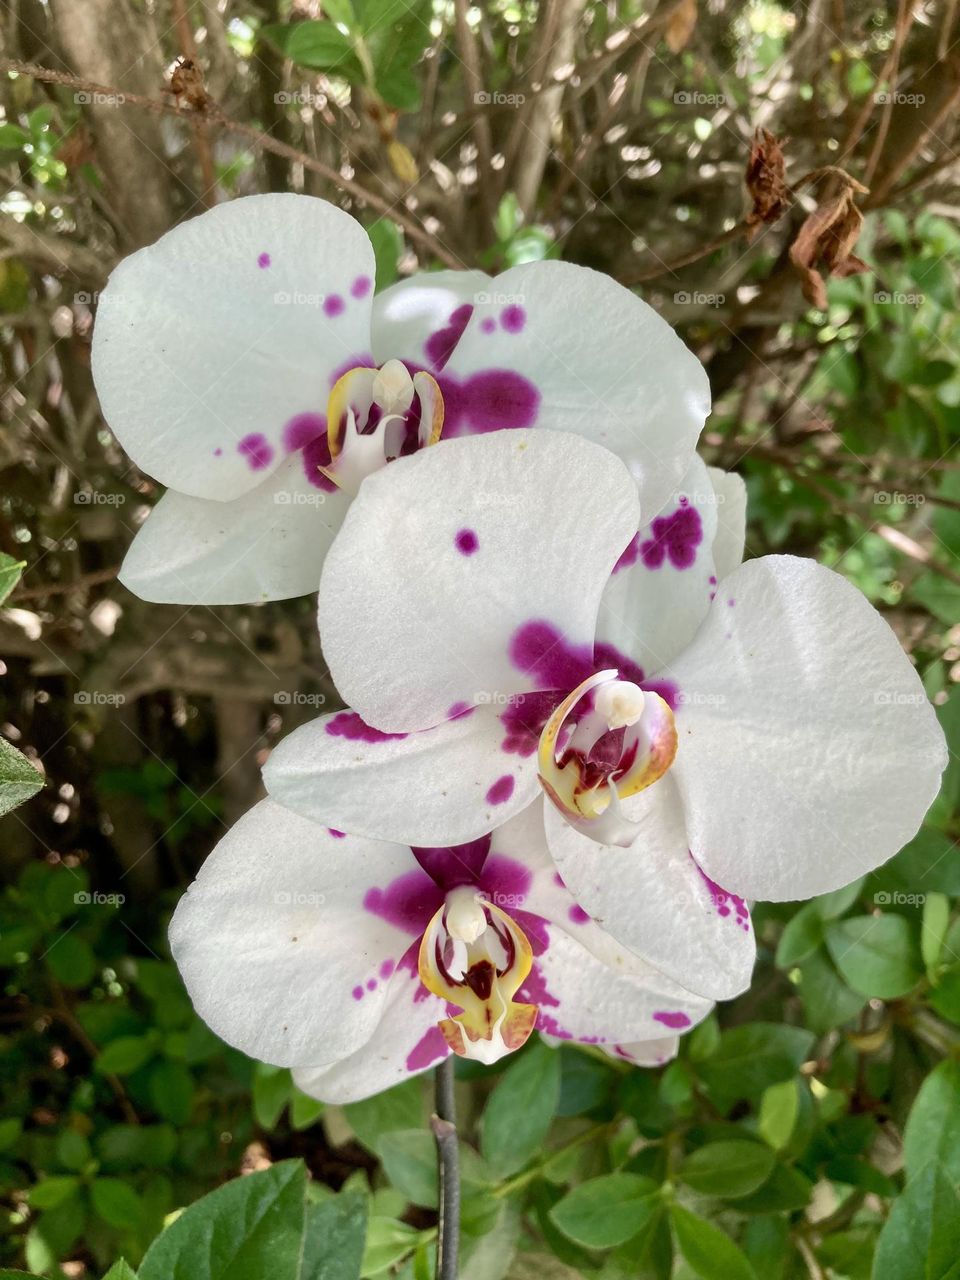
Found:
[432,1057,460,1280]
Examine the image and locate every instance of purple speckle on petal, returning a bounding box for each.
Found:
[709,575,717,585]
[501,304,526,333]
[480,317,496,334]
[325,711,407,742]
[727,598,736,607]
[425,304,474,370]
[351,275,372,299]
[486,775,515,805]
[640,504,703,570]
[653,1010,692,1029]
[455,528,479,556]
[406,1026,449,1071]
[213,447,223,457]
[258,252,271,269]
[366,978,377,991]
[238,433,274,470]
[379,959,395,980]
[694,858,751,932]
[568,904,590,925]
[323,294,345,317]
[613,532,640,574]
[327,828,346,838]
[447,702,474,720]
[352,985,364,1001]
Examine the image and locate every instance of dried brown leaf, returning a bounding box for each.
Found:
[789,179,870,310]
[168,57,211,112]
[745,127,789,240]
[665,0,698,54]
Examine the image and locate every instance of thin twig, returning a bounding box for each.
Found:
[432,1058,460,1280]
[0,58,464,269]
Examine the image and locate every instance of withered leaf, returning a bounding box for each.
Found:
[745,127,789,240]
[168,57,211,112]
[789,178,869,310]
[665,0,698,54]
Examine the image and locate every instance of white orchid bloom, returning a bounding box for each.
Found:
[92,193,708,604]
[168,798,711,1102]
[263,429,946,1003]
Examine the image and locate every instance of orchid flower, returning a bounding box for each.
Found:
[168,797,710,1101]
[91,193,708,604]
[263,429,947,1003]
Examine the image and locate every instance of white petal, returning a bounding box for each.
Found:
[371,270,492,368]
[519,923,711,1045]
[168,800,432,1066]
[606,1036,680,1067]
[669,555,948,901]
[120,454,350,604]
[293,966,449,1104]
[544,778,756,1000]
[708,466,748,579]
[597,455,720,681]
[318,430,640,732]
[263,706,540,846]
[93,194,375,501]
[442,260,711,517]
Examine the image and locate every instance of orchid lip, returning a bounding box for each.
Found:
[537,668,678,846]
[418,888,537,1063]
[317,362,444,494]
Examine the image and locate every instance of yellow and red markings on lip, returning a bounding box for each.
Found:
[537,670,678,824]
[417,895,537,1063]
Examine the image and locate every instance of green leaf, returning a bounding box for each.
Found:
[321,0,356,29]
[376,1130,439,1208]
[148,1059,194,1125]
[677,1141,776,1198]
[0,736,43,816]
[361,1217,419,1275]
[253,1063,292,1129]
[481,1041,562,1176]
[697,1024,814,1111]
[290,1088,324,1130]
[29,1177,80,1209]
[0,552,26,603]
[775,902,823,967]
[815,876,865,919]
[549,1173,659,1248]
[46,931,96,987]
[96,1035,157,1076]
[365,0,431,109]
[101,1262,139,1280]
[826,915,922,998]
[260,21,363,79]
[921,893,950,973]
[344,1077,424,1152]
[0,123,29,150]
[366,219,403,291]
[671,1204,756,1280]
[759,1080,800,1150]
[91,1178,143,1230]
[299,1192,367,1280]
[139,1160,306,1280]
[97,1124,177,1170]
[796,949,865,1034]
[903,1060,960,1184]
[871,1162,960,1280]
[56,1129,92,1171]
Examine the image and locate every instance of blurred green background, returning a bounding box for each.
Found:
[1,0,958,1277]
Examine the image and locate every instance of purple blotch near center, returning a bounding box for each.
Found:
[325,711,407,743]
[425,304,474,370]
[238,433,274,470]
[455,527,479,556]
[653,1010,692,1029]
[257,252,271,269]
[613,532,640,574]
[486,774,515,805]
[641,503,703,570]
